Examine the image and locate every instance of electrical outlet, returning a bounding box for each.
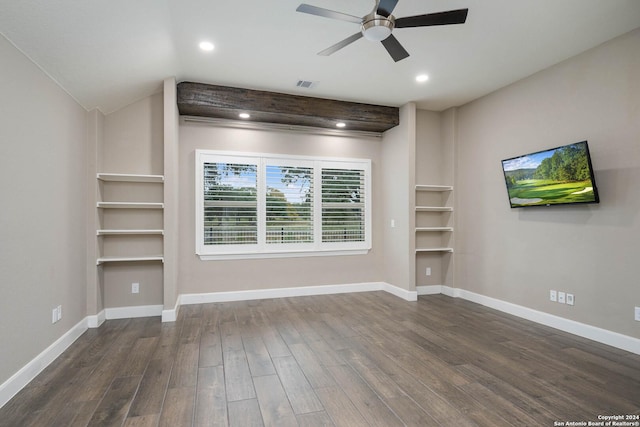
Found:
[57,305,62,320]
[426,267,431,276]
[635,307,640,322]
[390,219,395,228]
[558,291,566,304]
[132,282,140,294]
[550,290,557,302]
[566,294,574,306]
[52,308,58,324]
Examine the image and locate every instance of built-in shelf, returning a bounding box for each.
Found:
[97,255,164,265]
[97,229,164,236]
[415,182,454,286]
[416,248,454,253]
[97,173,164,183]
[416,227,453,232]
[97,202,164,209]
[96,172,165,266]
[415,185,453,192]
[415,206,453,212]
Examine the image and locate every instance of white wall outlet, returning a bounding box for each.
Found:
[51,305,62,323]
[566,294,574,306]
[558,291,566,304]
[550,290,557,302]
[390,219,395,228]
[426,267,431,276]
[132,282,140,294]
[635,307,640,322]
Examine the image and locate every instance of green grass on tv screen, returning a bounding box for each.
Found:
[506,179,596,207]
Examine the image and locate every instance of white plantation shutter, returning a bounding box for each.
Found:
[196,150,370,259]
[202,161,258,245]
[321,167,366,243]
[265,163,314,244]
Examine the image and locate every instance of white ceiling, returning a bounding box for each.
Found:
[1,0,639,114]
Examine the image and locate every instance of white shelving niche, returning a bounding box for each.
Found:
[96,173,165,265]
[415,184,454,287]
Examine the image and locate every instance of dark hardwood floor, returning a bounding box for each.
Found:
[1,292,639,426]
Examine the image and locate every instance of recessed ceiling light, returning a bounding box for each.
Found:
[336,122,346,128]
[239,113,250,119]
[416,74,429,83]
[199,41,214,52]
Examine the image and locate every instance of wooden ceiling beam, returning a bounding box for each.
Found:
[176,82,399,133]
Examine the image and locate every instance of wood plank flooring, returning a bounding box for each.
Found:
[1,292,639,426]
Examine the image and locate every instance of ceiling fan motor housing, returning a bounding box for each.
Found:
[361,12,395,41]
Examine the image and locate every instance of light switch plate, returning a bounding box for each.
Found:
[558,291,566,304]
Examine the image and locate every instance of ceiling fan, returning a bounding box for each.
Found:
[296,0,468,62]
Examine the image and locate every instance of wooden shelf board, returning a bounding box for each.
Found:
[97,255,164,265]
[416,248,454,253]
[97,229,164,236]
[97,173,164,183]
[415,206,453,212]
[97,202,164,209]
[415,185,453,192]
[415,227,453,232]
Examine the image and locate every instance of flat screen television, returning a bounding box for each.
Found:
[501,141,599,208]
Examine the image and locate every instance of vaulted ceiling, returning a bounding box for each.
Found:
[1,0,639,114]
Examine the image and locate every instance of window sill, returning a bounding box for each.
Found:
[198,248,370,261]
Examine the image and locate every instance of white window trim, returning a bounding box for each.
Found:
[196,150,371,260]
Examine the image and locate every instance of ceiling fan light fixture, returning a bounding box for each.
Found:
[361,13,394,41]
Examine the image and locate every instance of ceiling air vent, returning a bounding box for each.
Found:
[296,80,316,89]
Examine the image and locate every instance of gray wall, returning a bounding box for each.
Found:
[0,34,88,384]
[177,122,385,294]
[454,28,640,338]
[100,94,165,308]
[381,104,415,291]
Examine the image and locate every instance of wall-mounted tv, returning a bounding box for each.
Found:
[501,141,599,208]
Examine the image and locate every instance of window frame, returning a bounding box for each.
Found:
[196,150,371,260]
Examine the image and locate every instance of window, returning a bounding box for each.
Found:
[196,151,371,259]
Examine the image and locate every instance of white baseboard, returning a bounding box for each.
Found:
[104,305,163,320]
[162,298,180,323]
[440,285,460,298]
[432,287,640,356]
[178,282,415,307]
[0,318,88,409]
[416,285,443,296]
[180,282,379,305]
[383,283,418,301]
[87,309,105,328]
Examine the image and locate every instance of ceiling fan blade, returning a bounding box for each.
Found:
[318,32,363,56]
[296,4,362,24]
[376,0,399,17]
[395,8,468,28]
[381,34,409,62]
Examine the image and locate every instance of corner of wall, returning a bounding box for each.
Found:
[86,109,105,318]
[163,77,179,312]
[380,103,416,292]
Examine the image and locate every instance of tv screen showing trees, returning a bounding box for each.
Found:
[501,141,599,208]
